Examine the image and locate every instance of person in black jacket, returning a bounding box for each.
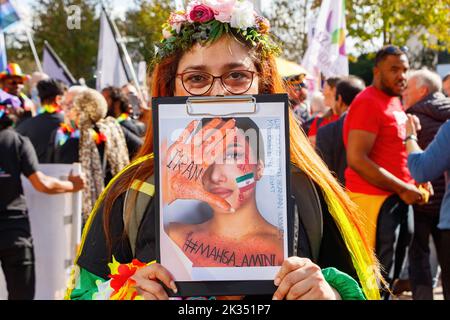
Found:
[16,79,66,163]
[0,106,84,300]
[316,76,366,186]
[102,86,146,137]
[402,68,450,299]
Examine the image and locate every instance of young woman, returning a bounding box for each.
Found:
[47,88,130,221]
[165,117,284,267]
[67,0,382,300]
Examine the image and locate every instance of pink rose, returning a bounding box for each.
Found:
[204,0,236,23]
[189,5,215,23]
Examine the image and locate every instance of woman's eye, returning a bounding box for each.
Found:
[186,74,208,83]
[227,72,248,81]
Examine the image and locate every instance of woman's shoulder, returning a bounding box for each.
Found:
[167,222,198,239]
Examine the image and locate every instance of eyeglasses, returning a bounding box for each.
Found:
[176,70,255,96]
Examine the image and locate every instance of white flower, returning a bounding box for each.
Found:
[230,0,255,30]
[92,279,114,300]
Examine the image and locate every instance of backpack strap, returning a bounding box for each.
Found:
[290,165,323,263]
[123,176,155,257]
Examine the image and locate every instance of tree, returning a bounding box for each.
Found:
[119,0,173,68]
[347,0,450,67]
[267,0,320,63]
[7,0,99,82]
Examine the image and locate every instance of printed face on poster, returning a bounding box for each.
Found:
[153,95,292,296]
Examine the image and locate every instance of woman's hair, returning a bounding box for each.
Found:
[75,88,129,218]
[73,89,108,125]
[102,86,130,115]
[100,34,382,299]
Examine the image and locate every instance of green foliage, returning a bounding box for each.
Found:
[347,0,450,53]
[349,52,375,85]
[119,0,173,67]
[268,0,318,62]
[32,0,99,81]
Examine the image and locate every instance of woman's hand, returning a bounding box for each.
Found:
[130,263,178,300]
[272,257,341,300]
[162,118,236,211]
[406,114,421,137]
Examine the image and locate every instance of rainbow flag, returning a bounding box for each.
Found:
[0,0,20,31]
[302,0,348,78]
[236,172,255,193]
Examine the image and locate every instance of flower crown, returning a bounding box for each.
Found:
[155,0,281,63]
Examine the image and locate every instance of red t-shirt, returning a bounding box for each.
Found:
[308,113,339,137]
[343,86,413,195]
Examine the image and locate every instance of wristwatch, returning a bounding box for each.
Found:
[404,134,418,143]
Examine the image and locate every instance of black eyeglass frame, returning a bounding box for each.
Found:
[176,70,256,96]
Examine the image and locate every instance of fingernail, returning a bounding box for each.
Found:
[274,277,280,286]
[170,281,178,294]
[272,295,278,300]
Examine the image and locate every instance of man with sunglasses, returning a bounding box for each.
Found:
[343,45,428,297]
[0,63,35,126]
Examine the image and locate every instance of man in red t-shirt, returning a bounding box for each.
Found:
[343,45,428,291]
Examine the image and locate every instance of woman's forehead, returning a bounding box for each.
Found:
[177,37,255,73]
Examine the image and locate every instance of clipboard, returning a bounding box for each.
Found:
[152,94,293,297]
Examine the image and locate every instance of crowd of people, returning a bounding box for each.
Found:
[291,47,450,300]
[0,0,449,301]
[0,63,147,298]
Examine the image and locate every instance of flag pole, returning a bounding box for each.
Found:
[102,5,144,101]
[0,31,7,70]
[26,28,43,72]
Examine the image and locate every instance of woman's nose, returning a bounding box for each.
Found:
[208,163,227,183]
[208,78,229,96]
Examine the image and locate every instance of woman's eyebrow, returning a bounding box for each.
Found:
[221,62,248,70]
[182,64,208,72]
[182,62,249,73]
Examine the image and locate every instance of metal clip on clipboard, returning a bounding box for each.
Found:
[186,95,257,116]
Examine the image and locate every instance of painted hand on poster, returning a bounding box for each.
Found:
[162,118,236,212]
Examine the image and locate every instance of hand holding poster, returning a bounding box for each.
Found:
[153,95,292,296]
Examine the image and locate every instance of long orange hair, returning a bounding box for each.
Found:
[98,37,382,299]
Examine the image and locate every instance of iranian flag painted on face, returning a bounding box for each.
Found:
[236,172,255,193]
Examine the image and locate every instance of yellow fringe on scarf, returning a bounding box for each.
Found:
[64,154,154,300]
[288,113,380,300]
[322,192,380,300]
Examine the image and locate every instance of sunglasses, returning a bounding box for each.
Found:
[5,79,24,85]
[383,45,409,54]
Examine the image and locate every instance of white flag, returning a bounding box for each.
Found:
[96,9,129,91]
[302,0,348,78]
